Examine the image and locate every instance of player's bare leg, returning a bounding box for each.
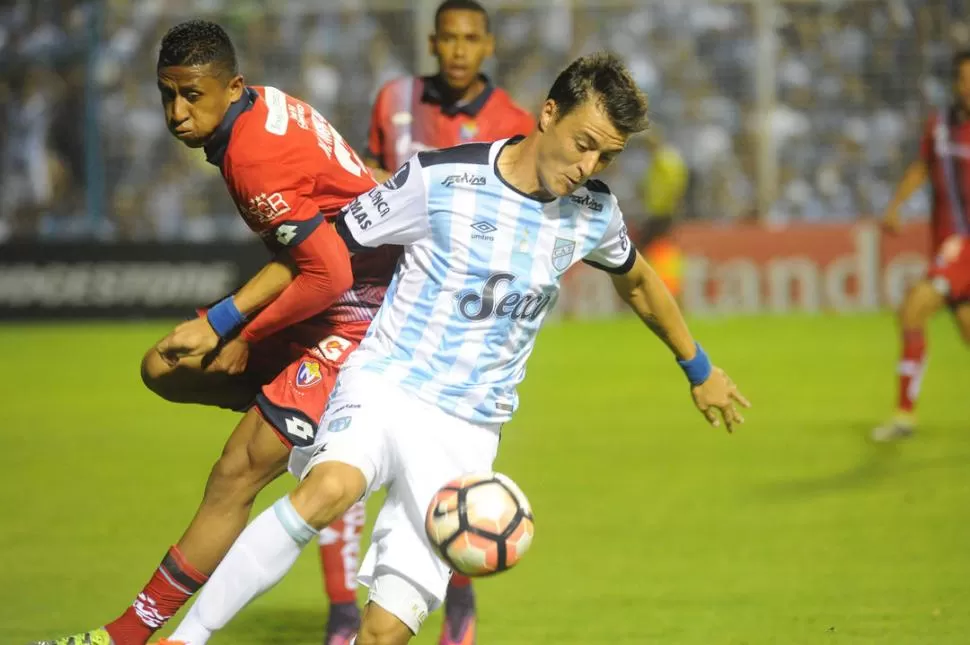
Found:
[166,462,366,645]
[30,410,289,645]
[140,342,255,410]
[873,280,945,441]
[356,602,415,645]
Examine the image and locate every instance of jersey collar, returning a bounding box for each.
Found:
[204,86,258,167]
[421,74,494,117]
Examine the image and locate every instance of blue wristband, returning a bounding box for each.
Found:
[677,342,712,387]
[206,296,246,339]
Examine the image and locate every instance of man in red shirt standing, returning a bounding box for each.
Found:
[365,0,533,182]
[365,3,532,644]
[32,20,397,645]
[874,50,970,441]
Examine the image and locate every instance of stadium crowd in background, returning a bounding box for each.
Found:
[0,0,965,241]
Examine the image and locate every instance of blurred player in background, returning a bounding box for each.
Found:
[365,0,533,183]
[873,50,970,441]
[365,2,531,643]
[33,20,399,645]
[638,130,688,304]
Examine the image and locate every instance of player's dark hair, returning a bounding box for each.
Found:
[435,0,490,33]
[546,52,649,136]
[954,50,970,78]
[157,19,238,78]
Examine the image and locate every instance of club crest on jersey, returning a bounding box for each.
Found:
[296,360,323,388]
[328,416,352,433]
[459,121,479,141]
[552,237,576,272]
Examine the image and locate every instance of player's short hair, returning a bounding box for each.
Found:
[954,50,970,77]
[435,0,490,33]
[157,19,238,78]
[546,52,649,136]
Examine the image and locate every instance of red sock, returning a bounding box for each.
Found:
[898,328,927,413]
[449,573,472,589]
[319,501,366,605]
[105,546,208,645]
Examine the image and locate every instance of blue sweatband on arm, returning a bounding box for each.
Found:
[677,342,712,387]
[206,296,247,339]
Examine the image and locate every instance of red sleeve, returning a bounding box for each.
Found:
[365,86,388,168]
[224,159,354,342]
[920,115,936,163]
[240,222,353,343]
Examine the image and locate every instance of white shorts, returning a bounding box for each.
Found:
[288,368,501,629]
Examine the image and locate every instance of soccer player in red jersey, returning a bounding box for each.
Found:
[874,50,970,441]
[365,3,532,643]
[365,0,534,183]
[32,20,397,645]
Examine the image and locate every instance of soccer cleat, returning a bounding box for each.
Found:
[324,603,360,645]
[871,415,916,442]
[438,612,476,645]
[323,628,356,645]
[28,628,114,645]
[148,640,187,645]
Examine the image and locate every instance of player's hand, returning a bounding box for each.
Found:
[691,367,750,433]
[881,206,902,235]
[208,337,250,375]
[156,317,220,366]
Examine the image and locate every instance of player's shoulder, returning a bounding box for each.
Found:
[417,141,492,168]
[488,87,531,117]
[226,86,307,167]
[374,75,418,104]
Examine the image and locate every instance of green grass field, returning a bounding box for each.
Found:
[1,314,969,644]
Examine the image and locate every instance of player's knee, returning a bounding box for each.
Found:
[291,464,366,530]
[900,281,943,327]
[140,347,178,400]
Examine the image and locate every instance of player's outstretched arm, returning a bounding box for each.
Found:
[155,253,298,367]
[610,251,751,431]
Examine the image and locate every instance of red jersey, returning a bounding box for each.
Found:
[365,74,534,172]
[205,86,398,341]
[920,110,970,251]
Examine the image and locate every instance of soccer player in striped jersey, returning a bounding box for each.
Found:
[873,50,970,441]
[365,2,531,641]
[163,52,750,645]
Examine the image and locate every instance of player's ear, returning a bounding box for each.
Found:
[227,74,245,102]
[538,99,558,133]
[428,31,437,57]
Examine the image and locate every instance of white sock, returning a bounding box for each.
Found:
[168,497,317,644]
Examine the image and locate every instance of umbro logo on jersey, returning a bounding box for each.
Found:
[471,220,497,242]
[442,173,486,188]
[471,221,497,233]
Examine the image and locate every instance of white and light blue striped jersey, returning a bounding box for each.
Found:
[334,137,635,424]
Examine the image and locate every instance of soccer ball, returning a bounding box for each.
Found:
[424,472,535,577]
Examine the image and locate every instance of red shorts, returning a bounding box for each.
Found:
[197,303,367,449]
[927,235,970,306]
